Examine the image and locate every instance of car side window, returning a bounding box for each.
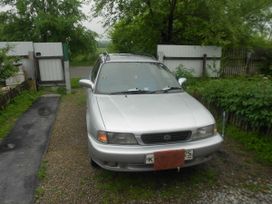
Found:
[91,60,101,82]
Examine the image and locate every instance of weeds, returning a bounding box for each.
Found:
[94,166,217,203]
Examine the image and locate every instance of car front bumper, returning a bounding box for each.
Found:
[88,133,223,172]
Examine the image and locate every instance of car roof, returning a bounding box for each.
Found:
[100,53,158,63]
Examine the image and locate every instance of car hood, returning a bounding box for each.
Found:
[96,92,215,133]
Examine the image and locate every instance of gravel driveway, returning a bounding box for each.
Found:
[36,89,272,204]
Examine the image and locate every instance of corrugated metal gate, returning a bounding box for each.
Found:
[38,59,64,82]
[34,43,65,83]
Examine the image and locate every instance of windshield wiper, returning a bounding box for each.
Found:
[156,86,181,93]
[110,88,155,95]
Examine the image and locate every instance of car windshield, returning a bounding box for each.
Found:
[95,62,182,94]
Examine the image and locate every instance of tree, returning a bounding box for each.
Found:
[0,46,19,84]
[93,0,272,54]
[0,0,97,55]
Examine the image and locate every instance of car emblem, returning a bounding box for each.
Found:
[163,134,172,141]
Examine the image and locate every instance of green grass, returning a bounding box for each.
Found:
[71,77,81,89]
[35,158,48,200]
[0,90,41,140]
[241,182,271,193]
[225,124,272,165]
[93,166,217,203]
[38,160,48,180]
[38,86,67,95]
[35,187,45,200]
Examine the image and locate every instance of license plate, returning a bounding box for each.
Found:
[146,149,193,165]
[185,149,194,160]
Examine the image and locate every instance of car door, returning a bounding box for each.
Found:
[86,59,102,133]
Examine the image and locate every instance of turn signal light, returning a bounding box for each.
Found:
[98,132,108,143]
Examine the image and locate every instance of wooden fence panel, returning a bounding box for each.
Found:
[0,81,29,110]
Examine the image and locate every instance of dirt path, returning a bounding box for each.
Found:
[36,89,272,204]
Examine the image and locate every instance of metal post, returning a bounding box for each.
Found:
[222,111,226,138]
[202,54,207,77]
[63,43,71,94]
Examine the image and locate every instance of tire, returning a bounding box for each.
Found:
[90,157,99,168]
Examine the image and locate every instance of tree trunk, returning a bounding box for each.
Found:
[166,0,177,43]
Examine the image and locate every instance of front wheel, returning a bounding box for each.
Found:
[90,157,99,168]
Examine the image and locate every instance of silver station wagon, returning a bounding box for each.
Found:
[80,53,223,172]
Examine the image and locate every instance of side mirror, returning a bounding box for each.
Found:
[178,78,187,86]
[79,79,94,90]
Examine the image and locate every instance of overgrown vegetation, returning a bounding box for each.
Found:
[0,46,19,84]
[71,78,81,89]
[225,124,272,164]
[176,65,198,83]
[0,90,41,139]
[187,77,272,135]
[185,77,272,164]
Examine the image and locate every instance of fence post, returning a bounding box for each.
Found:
[202,54,207,77]
[245,51,252,75]
[63,43,71,94]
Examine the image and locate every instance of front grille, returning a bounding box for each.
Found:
[141,131,191,144]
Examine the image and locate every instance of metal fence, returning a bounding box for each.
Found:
[221,48,264,76]
[0,81,29,110]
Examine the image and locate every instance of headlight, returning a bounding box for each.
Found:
[191,124,216,140]
[97,131,138,145]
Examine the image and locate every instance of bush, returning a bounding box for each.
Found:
[0,46,19,84]
[175,65,199,87]
[175,65,194,79]
[188,77,272,135]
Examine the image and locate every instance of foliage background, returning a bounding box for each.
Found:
[0,0,97,56]
[93,0,272,55]
[0,46,18,83]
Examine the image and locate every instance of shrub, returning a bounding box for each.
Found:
[175,65,194,79]
[0,46,19,84]
[175,65,198,87]
[188,77,272,135]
